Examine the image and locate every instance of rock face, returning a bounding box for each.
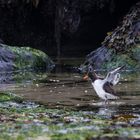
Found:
[0,44,54,72]
[84,2,140,70]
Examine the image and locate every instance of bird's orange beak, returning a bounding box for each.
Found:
[83,74,89,80]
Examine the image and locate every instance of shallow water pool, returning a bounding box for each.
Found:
[0,70,140,139]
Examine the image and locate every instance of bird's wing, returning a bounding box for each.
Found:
[103,81,116,96]
[104,66,124,86]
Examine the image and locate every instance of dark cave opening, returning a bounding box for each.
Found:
[60,0,139,57]
[0,0,139,58]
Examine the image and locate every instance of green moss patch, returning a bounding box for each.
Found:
[101,53,139,70]
[9,46,54,70]
[0,101,140,140]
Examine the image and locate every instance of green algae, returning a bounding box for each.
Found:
[0,98,140,140]
[101,53,138,70]
[0,92,23,102]
[100,45,140,70]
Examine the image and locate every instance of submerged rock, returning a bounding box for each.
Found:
[84,2,140,70]
[0,43,54,71]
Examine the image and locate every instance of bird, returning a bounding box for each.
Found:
[83,65,124,101]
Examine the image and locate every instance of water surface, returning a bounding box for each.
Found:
[1,71,140,113]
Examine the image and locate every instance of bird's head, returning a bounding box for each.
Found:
[83,65,97,81]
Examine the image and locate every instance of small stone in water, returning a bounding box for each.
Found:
[76,104,80,106]
[36,84,39,87]
[84,90,88,93]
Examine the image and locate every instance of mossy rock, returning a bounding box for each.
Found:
[84,2,140,71]
[131,45,140,62]
[0,44,54,71]
[0,92,23,102]
[101,51,140,70]
[84,44,140,70]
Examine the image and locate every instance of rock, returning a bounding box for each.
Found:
[0,44,15,71]
[0,43,54,71]
[83,2,140,70]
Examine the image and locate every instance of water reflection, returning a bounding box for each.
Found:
[97,106,118,118]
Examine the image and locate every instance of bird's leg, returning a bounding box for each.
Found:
[104,95,109,105]
[104,99,109,105]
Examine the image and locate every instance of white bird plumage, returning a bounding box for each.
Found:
[86,65,124,101]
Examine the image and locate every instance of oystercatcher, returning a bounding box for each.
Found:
[84,65,124,101]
